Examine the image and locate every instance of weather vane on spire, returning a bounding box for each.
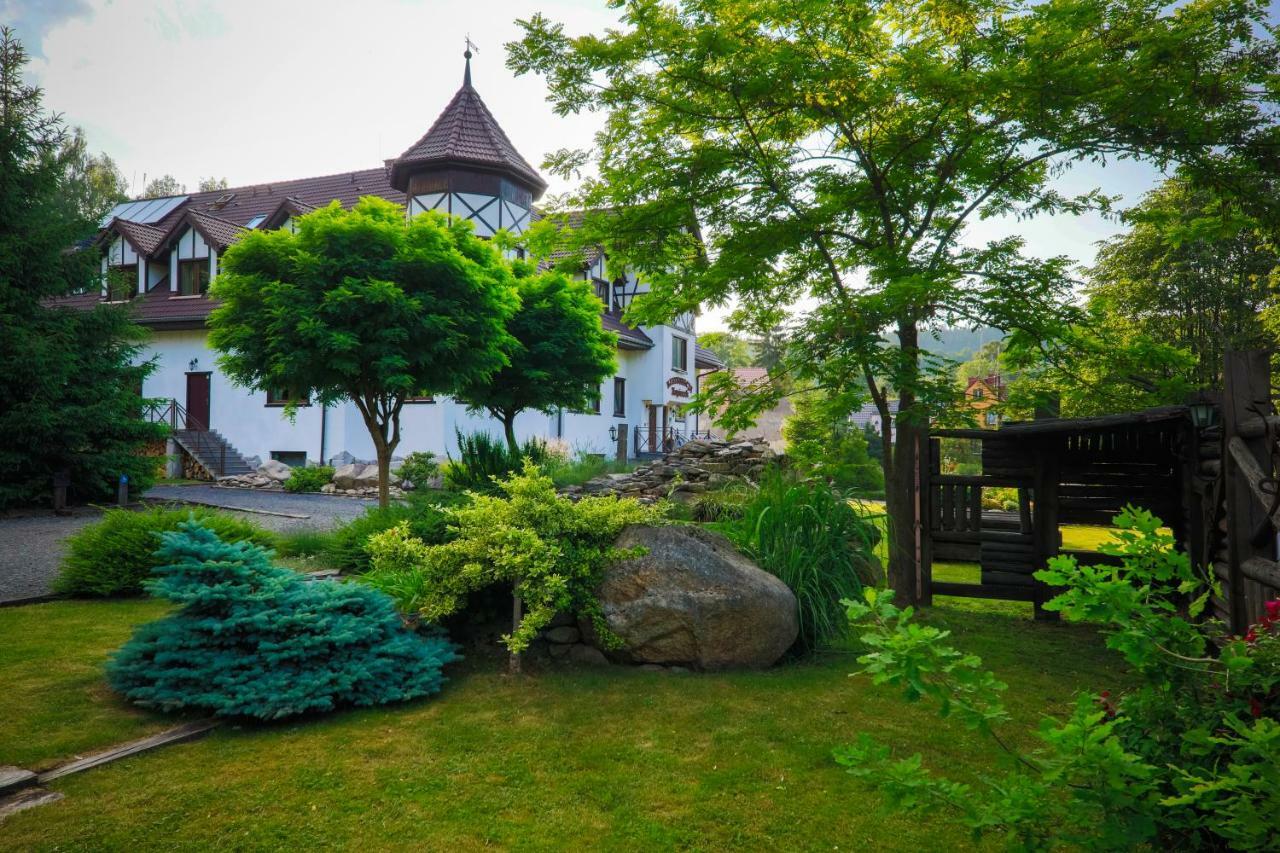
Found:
[463,34,478,86]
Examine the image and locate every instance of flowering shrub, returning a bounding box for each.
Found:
[362,462,662,652]
[836,507,1280,851]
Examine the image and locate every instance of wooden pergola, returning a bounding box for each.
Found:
[916,350,1280,633]
[921,406,1196,618]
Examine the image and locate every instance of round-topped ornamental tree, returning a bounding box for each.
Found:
[208,197,519,506]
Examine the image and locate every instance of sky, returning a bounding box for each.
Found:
[7,0,1172,332]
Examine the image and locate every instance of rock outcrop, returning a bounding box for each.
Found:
[562,437,778,503]
[591,524,797,670]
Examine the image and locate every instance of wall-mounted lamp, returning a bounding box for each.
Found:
[608,425,618,442]
[188,357,199,372]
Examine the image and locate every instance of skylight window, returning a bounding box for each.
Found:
[246,215,266,229]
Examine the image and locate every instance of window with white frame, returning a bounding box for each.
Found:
[671,336,688,372]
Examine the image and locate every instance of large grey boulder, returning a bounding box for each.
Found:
[594,525,797,670]
[354,464,381,488]
[333,462,379,490]
[257,459,292,482]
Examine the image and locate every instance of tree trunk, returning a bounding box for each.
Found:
[501,410,519,458]
[375,442,392,509]
[873,319,923,607]
[509,591,523,675]
[353,394,401,509]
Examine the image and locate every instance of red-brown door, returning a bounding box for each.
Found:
[647,404,658,452]
[185,372,211,430]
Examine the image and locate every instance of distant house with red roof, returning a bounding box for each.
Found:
[964,374,1006,428]
[703,367,791,450]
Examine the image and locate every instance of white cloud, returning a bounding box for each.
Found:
[26,0,1162,333]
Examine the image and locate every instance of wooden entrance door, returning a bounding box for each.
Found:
[647,404,658,452]
[185,372,211,430]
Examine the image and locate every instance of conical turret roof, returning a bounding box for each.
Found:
[389,53,547,197]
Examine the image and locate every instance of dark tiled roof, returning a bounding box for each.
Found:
[47,287,215,328]
[109,219,167,256]
[601,312,653,350]
[186,210,248,251]
[134,167,403,246]
[695,346,727,370]
[389,80,545,195]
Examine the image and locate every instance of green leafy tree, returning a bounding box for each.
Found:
[197,176,229,192]
[142,173,184,198]
[0,27,164,508]
[58,126,128,222]
[954,339,1003,385]
[1003,311,1198,418]
[783,389,883,492]
[1085,175,1277,390]
[696,330,755,369]
[455,266,616,455]
[510,0,1279,602]
[108,519,459,720]
[208,197,519,506]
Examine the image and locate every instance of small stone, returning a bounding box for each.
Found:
[544,626,580,644]
[567,644,610,666]
[638,664,666,672]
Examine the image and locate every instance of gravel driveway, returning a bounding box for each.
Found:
[0,486,375,604]
[144,485,375,532]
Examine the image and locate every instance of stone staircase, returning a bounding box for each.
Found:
[171,428,255,479]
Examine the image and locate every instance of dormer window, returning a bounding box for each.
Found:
[178,259,211,296]
[246,214,266,229]
[104,265,135,301]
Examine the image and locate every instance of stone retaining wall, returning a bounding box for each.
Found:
[562,437,778,503]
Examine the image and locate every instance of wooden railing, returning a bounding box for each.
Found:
[1216,350,1280,633]
[143,398,228,477]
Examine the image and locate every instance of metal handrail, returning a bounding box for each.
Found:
[633,425,710,455]
[143,398,227,476]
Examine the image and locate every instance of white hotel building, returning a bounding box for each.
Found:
[57,55,722,476]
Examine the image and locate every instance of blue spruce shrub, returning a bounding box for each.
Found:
[107,519,459,720]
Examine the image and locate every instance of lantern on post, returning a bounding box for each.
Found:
[1187,390,1219,430]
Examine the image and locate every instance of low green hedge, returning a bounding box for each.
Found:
[54,505,276,597]
[284,465,334,493]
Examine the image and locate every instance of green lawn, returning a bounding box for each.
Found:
[0,596,1125,851]
[0,599,173,770]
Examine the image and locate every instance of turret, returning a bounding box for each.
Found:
[388,48,546,238]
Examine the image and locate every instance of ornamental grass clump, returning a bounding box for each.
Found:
[107,519,458,720]
[722,470,880,654]
[364,461,661,652]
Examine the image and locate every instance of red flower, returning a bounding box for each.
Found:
[1250,696,1263,718]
